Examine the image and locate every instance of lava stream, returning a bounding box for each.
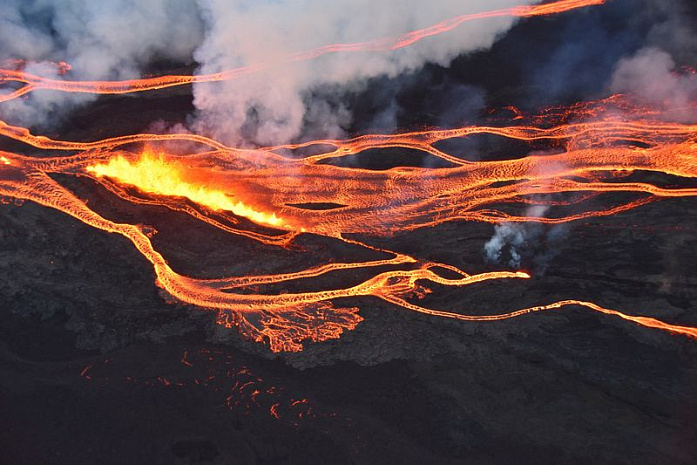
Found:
[1,96,696,350]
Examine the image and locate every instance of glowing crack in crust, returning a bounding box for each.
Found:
[1,0,696,352]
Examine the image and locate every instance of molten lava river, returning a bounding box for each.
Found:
[1,0,696,352]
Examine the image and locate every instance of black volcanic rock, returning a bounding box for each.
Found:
[1,1,697,462]
[1,180,696,464]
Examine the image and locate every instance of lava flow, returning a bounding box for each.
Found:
[1,0,696,352]
[1,93,696,351]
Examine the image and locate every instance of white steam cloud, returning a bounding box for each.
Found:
[484,205,549,269]
[1,0,536,142]
[483,160,570,271]
[611,47,697,122]
[191,0,533,145]
[1,0,204,127]
[483,207,568,272]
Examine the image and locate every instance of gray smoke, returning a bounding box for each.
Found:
[3,0,695,141]
[484,222,529,269]
[481,0,697,273]
[611,47,697,121]
[483,159,572,272]
[191,0,534,146]
[510,0,697,109]
[0,0,538,142]
[484,205,567,272]
[0,0,204,127]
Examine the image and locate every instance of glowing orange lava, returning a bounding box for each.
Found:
[1,0,696,352]
[86,151,286,228]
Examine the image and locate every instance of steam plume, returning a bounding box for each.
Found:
[191,0,538,145]
[2,0,538,142]
[0,0,203,127]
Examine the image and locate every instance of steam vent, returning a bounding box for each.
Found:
[1,1,696,463]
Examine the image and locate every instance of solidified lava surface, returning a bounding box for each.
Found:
[2,1,697,464]
[2,193,697,464]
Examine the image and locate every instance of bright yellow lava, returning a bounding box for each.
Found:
[0,156,10,165]
[86,151,285,227]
